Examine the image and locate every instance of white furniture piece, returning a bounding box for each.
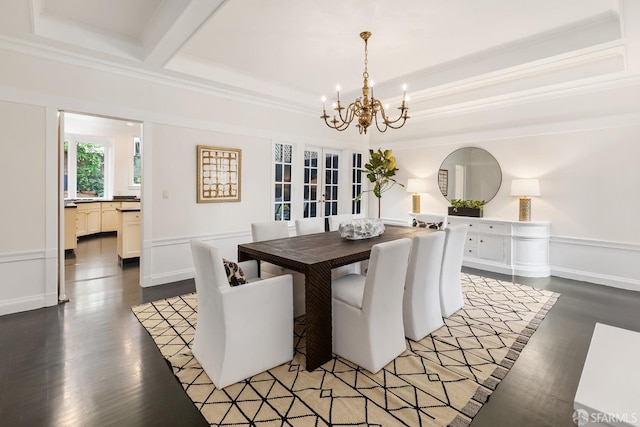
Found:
[439,224,469,317]
[295,217,325,235]
[251,221,306,317]
[332,238,412,373]
[574,323,640,427]
[446,216,550,277]
[190,240,293,389]
[403,231,446,341]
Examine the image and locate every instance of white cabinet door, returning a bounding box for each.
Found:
[478,235,505,261]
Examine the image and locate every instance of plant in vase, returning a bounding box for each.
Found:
[356,148,403,218]
[448,199,487,217]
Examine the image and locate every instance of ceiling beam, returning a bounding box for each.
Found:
[142,0,228,67]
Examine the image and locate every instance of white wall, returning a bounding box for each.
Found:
[378,124,640,289]
[0,42,362,313]
[1,31,639,315]
[0,100,57,314]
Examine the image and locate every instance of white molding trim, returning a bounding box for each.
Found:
[409,71,640,122]
[0,250,45,264]
[550,235,640,252]
[0,35,315,116]
[551,266,640,291]
[409,42,626,103]
[151,230,252,247]
[390,110,640,150]
[151,268,194,287]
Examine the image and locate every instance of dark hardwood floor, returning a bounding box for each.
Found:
[0,234,638,426]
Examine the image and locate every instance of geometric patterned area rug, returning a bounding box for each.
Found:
[132,273,559,427]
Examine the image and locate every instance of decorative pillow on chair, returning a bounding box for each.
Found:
[412,218,443,230]
[222,259,247,286]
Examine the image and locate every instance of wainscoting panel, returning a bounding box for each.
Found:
[148,230,256,287]
[550,236,640,291]
[145,228,640,292]
[0,251,56,315]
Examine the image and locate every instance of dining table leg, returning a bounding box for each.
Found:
[304,263,333,371]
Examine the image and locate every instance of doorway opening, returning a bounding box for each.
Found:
[59,112,143,303]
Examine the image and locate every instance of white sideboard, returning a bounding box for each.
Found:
[446,216,550,277]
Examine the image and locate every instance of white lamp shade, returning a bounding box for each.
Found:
[407,178,428,193]
[511,179,540,197]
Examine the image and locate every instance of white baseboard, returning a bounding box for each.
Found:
[0,292,58,316]
[550,267,640,291]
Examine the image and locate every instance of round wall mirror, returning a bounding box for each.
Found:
[438,147,502,202]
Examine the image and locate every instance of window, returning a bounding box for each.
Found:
[274,143,292,221]
[132,137,141,186]
[64,134,113,199]
[352,152,364,215]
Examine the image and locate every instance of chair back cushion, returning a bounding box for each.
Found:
[251,221,290,242]
[295,217,325,235]
[403,232,446,340]
[439,224,469,316]
[362,238,412,316]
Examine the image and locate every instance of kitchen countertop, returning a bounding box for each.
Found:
[65,197,139,208]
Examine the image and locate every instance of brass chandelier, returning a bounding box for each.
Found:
[321,31,409,134]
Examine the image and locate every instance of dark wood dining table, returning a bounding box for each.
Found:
[237,224,433,371]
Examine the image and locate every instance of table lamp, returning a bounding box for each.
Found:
[511,179,540,221]
[407,178,428,214]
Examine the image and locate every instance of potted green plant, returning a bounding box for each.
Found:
[357,148,403,218]
[448,199,486,217]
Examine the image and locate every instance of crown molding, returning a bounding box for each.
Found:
[0,34,317,116]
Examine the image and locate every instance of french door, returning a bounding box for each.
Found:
[303,148,341,219]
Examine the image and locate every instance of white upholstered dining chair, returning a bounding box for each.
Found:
[403,231,446,341]
[251,221,307,317]
[439,224,469,317]
[294,217,325,235]
[190,239,293,389]
[327,214,367,274]
[331,238,412,373]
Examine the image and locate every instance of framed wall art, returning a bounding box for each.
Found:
[438,169,448,197]
[197,145,241,203]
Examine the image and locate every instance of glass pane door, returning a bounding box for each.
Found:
[302,148,340,219]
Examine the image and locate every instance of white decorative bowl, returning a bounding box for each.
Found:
[338,218,385,240]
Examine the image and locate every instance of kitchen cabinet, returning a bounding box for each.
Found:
[64,206,77,251]
[76,202,101,237]
[117,208,140,266]
[101,201,121,232]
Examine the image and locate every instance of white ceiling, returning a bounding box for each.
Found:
[0,0,624,113]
